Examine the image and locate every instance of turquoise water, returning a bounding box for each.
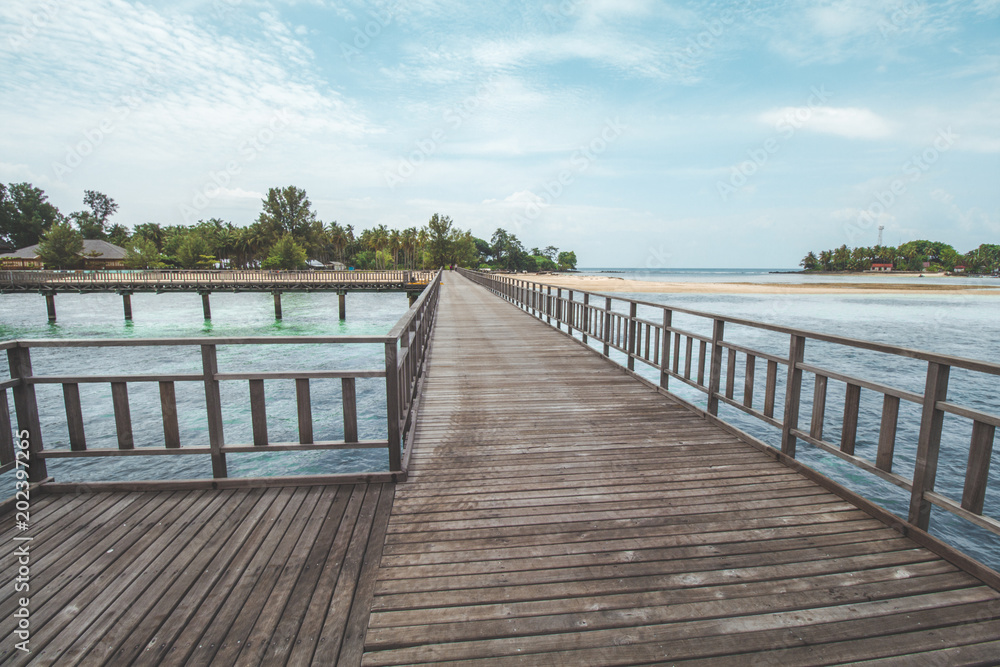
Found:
[564,272,1000,571]
[3,275,999,571]
[579,266,1000,287]
[1,290,409,481]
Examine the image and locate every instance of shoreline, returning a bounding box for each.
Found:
[509,274,1000,296]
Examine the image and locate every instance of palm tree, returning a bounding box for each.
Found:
[133,222,165,251]
[819,250,833,271]
[328,222,349,264]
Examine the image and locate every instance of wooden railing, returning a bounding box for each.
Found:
[461,269,1000,539]
[0,269,436,291]
[0,270,441,484]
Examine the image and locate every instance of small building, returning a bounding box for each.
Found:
[0,240,127,270]
[954,265,966,274]
[871,263,893,272]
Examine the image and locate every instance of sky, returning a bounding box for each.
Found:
[1,0,998,268]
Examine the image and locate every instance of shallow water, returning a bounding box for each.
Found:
[2,278,999,570]
[1,290,408,481]
[576,286,1000,571]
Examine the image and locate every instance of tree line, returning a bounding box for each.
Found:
[0,182,577,272]
[800,240,1000,274]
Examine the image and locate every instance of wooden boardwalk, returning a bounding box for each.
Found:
[361,273,1000,665]
[2,272,1000,665]
[0,483,393,666]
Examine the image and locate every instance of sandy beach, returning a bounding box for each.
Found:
[509,274,1000,296]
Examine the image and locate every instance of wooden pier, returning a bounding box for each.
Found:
[0,269,435,321]
[1,272,999,664]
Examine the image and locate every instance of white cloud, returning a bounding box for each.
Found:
[760,106,893,139]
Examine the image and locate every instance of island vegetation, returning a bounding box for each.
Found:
[800,240,999,274]
[0,182,577,272]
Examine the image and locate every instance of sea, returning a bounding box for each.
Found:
[2,268,999,570]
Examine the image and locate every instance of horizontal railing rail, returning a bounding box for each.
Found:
[460,268,1000,541]
[0,268,436,291]
[0,269,442,483]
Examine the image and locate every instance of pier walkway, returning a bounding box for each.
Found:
[362,273,1000,665]
[1,273,998,665]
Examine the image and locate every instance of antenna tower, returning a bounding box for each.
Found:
[877,225,884,247]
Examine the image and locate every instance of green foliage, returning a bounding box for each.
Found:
[176,235,216,269]
[426,213,454,268]
[801,239,992,273]
[0,182,62,249]
[83,190,118,226]
[2,183,582,275]
[800,251,820,270]
[36,222,83,269]
[257,186,317,244]
[107,223,130,246]
[532,255,557,271]
[70,191,118,240]
[124,238,164,269]
[71,211,106,240]
[557,250,577,270]
[449,229,479,267]
[261,234,307,270]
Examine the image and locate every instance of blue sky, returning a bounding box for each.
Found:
[1,0,998,267]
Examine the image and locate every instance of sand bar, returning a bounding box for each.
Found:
[507,274,1000,296]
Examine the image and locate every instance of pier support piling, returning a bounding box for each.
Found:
[273,291,283,320]
[338,291,347,320]
[122,292,133,321]
[45,292,56,322]
[200,292,212,320]
[408,291,418,306]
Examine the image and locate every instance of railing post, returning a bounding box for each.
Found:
[627,302,637,370]
[546,286,552,324]
[7,346,47,482]
[909,362,951,530]
[582,294,590,343]
[660,309,672,389]
[780,335,806,457]
[567,291,574,335]
[707,319,725,415]
[201,344,227,478]
[603,297,612,357]
[556,289,563,330]
[385,339,402,472]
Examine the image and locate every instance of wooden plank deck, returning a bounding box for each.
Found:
[362,273,1000,665]
[0,483,393,666]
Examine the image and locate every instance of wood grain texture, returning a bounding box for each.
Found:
[0,483,391,667]
[362,273,1000,666]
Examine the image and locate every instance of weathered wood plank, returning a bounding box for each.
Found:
[62,382,86,451]
[159,380,181,448]
[249,378,268,446]
[343,376,359,443]
[842,382,862,456]
[361,274,1000,665]
[877,393,900,472]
